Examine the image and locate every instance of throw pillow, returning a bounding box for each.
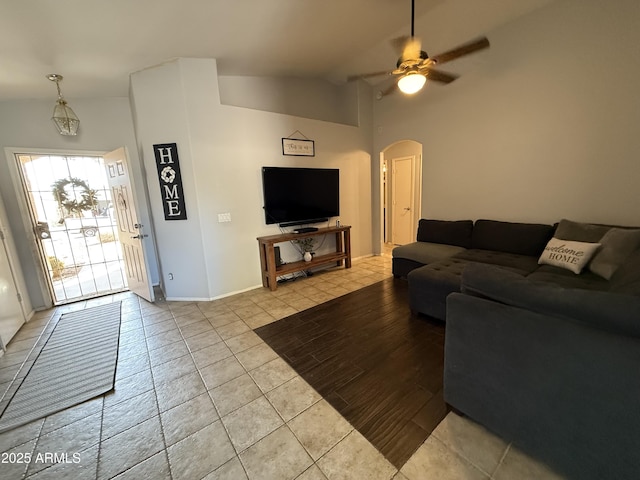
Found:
[589,228,640,280]
[554,219,610,242]
[538,237,601,274]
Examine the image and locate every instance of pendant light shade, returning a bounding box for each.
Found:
[47,74,80,136]
[397,72,426,95]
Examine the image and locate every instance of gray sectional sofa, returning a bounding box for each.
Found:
[394,219,556,319]
[393,218,640,479]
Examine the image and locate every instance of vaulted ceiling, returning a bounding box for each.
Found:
[0,0,555,101]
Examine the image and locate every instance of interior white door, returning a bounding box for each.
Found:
[391,156,415,245]
[0,229,25,351]
[104,148,155,303]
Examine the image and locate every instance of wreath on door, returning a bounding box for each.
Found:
[51,177,99,219]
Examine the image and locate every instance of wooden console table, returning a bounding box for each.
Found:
[257,226,351,291]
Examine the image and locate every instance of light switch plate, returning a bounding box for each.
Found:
[218,213,231,223]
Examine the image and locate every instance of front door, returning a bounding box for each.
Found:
[104,148,155,303]
[391,156,415,245]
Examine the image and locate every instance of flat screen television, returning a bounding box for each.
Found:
[262,167,339,226]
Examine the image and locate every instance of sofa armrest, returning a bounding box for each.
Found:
[392,242,467,265]
[444,292,640,479]
[460,263,640,338]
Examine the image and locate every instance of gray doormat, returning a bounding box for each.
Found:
[0,302,122,433]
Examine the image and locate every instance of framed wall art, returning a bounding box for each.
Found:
[282,137,315,157]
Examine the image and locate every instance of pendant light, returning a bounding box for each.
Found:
[47,74,80,136]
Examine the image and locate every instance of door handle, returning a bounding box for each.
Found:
[34,221,51,239]
[131,234,148,239]
[404,207,411,211]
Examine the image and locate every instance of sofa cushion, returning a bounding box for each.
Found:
[392,257,428,278]
[461,263,640,338]
[589,228,640,280]
[408,258,471,320]
[538,238,601,274]
[554,219,610,242]
[527,265,610,291]
[416,219,473,248]
[471,220,554,256]
[453,249,540,275]
[392,242,467,265]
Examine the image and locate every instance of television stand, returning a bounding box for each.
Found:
[293,227,318,233]
[257,226,351,291]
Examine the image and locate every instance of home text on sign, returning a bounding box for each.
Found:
[153,143,187,220]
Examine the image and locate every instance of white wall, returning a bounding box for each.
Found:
[373,0,640,241]
[0,97,159,308]
[131,58,373,300]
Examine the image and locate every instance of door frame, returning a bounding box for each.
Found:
[4,147,151,306]
[379,140,423,252]
[0,195,28,350]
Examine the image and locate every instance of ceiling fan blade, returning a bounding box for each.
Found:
[402,36,422,62]
[430,37,490,65]
[347,70,393,81]
[421,68,459,84]
[377,82,398,99]
[390,35,409,55]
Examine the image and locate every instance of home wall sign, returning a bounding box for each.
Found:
[282,138,315,157]
[153,143,187,220]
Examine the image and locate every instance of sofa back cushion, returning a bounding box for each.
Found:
[589,228,640,280]
[417,219,473,248]
[610,249,640,295]
[471,220,554,256]
[554,219,610,242]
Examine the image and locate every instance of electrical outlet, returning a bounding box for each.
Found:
[218,213,232,223]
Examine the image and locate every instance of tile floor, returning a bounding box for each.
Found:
[0,255,564,479]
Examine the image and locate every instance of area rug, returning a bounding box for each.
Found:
[0,302,122,433]
[255,278,448,468]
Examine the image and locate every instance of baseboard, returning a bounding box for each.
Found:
[163,296,215,302]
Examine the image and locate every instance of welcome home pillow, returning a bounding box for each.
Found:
[538,237,601,274]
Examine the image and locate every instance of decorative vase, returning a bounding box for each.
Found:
[303,251,312,262]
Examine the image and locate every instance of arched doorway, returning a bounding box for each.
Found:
[380,140,423,254]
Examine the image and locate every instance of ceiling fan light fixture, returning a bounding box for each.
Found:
[397,72,426,95]
[47,74,80,136]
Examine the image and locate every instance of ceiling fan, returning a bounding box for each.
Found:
[348,0,490,98]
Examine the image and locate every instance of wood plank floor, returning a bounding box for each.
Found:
[255,277,449,468]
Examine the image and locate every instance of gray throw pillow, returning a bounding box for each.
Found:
[589,228,640,280]
[554,219,610,242]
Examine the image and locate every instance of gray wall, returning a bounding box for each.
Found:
[219,76,360,126]
[373,0,640,246]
